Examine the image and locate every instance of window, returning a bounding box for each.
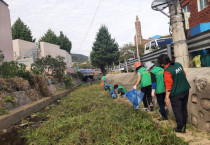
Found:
[198,0,208,11]
[157,38,173,49]
[183,4,190,13]
[146,43,150,50]
[151,41,156,50]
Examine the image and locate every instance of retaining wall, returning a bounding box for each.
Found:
[106,68,210,132]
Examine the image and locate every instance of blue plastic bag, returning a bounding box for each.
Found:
[110,89,117,99]
[123,89,144,109]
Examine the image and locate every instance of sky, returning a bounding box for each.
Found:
[7,0,170,56]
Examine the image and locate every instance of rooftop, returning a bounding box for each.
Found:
[0,0,8,6]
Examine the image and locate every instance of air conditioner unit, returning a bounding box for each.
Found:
[184,12,190,30]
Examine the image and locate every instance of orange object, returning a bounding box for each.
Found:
[134,62,141,68]
[100,83,104,87]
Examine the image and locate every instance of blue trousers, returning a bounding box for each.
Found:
[156,92,167,119]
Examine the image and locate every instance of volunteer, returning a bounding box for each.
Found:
[133,62,154,111]
[157,54,190,133]
[145,61,168,120]
[114,84,127,97]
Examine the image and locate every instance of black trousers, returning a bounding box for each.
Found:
[156,93,167,119]
[141,85,152,108]
[170,90,189,130]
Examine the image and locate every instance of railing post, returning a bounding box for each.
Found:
[125,61,128,73]
[167,44,172,60]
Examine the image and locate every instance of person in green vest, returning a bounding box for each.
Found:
[158,54,191,133]
[102,75,106,84]
[100,83,113,93]
[145,61,168,120]
[114,84,127,97]
[133,62,154,111]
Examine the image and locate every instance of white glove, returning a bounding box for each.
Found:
[151,89,155,98]
[133,85,137,89]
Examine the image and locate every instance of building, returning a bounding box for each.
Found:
[0,0,13,61]
[181,0,210,37]
[181,0,210,67]
[134,16,151,46]
[40,42,72,68]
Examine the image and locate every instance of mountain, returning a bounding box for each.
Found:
[71,53,88,63]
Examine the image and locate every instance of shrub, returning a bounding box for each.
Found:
[77,71,83,80]
[4,96,15,103]
[63,74,74,88]
[0,61,31,80]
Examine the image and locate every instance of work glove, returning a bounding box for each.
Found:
[133,85,137,90]
[151,89,155,98]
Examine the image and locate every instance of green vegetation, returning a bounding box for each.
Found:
[71,54,88,63]
[0,61,31,80]
[0,50,4,63]
[119,43,144,62]
[90,25,120,74]
[4,96,15,103]
[39,29,72,53]
[0,108,9,115]
[12,18,35,42]
[24,83,187,145]
[31,55,67,79]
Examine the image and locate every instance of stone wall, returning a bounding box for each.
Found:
[106,68,210,132]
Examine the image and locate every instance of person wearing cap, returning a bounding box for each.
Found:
[157,54,190,133]
[145,61,168,121]
[133,62,154,111]
[114,84,127,97]
[101,83,113,93]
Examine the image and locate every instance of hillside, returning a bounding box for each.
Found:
[71,53,88,63]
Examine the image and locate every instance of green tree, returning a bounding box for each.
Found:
[39,29,58,45]
[57,31,72,53]
[90,25,119,74]
[12,18,35,42]
[0,50,4,63]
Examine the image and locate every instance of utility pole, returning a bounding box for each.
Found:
[135,33,139,58]
[169,0,189,68]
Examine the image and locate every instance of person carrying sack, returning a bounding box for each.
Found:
[145,61,168,121]
[157,54,191,133]
[133,62,154,111]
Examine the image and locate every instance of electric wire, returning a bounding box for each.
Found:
[77,0,102,51]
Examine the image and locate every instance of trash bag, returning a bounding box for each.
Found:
[193,55,201,68]
[110,89,117,99]
[123,89,144,109]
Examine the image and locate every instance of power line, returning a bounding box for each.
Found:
[77,0,102,51]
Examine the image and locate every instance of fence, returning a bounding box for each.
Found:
[110,45,173,72]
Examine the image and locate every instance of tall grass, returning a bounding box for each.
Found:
[24,83,188,145]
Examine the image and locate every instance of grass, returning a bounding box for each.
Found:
[23,83,188,145]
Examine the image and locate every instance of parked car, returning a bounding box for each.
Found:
[144,37,173,54]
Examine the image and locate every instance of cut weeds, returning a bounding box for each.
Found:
[23,83,187,145]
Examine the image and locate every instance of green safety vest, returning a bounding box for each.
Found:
[138,67,152,89]
[104,84,113,91]
[151,66,165,94]
[165,62,191,98]
[103,76,106,80]
[118,85,127,94]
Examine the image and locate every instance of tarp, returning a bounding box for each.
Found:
[123,89,144,109]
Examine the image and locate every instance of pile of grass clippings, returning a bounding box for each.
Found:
[24,83,188,145]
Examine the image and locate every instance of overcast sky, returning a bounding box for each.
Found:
[7,0,170,56]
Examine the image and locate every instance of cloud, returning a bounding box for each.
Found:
[7,0,170,56]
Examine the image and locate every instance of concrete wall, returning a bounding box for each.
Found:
[0,1,13,62]
[13,39,37,60]
[40,42,72,68]
[106,68,210,132]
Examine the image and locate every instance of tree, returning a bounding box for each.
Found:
[12,18,35,42]
[0,50,4,63]
[90,25,119,74]
[57,31,72,53]
[119,43,136,62]
[39,29,58,45]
